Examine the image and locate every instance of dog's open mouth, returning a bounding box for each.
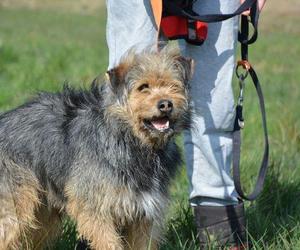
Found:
[143,116,171,132]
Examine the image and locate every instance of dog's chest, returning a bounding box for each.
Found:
[111,185,166,223]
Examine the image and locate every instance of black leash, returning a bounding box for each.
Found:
[232,68,269,201]
[232,11,269,201]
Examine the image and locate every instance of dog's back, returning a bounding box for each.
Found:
[0,93,69,188]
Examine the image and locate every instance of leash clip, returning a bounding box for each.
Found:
[236,72,246,129]
[237,75,246,107]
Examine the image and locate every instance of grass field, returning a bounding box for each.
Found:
[0,1,300,249]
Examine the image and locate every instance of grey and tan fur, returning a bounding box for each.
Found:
[0,48,193,250]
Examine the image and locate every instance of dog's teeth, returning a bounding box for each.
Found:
[151,119,169,131]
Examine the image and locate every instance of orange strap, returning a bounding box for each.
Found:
[150,0,162,29]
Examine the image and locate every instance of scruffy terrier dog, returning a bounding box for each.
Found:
[0,48,193,250]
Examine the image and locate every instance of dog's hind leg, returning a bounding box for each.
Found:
[0,196,26,250]
[29,205,62,249]
[0,163,41,250]
[124,220,158,250]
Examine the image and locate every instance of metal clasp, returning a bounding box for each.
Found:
[235,60,250,129]
[237,75,245,107]
[237,77,245,129]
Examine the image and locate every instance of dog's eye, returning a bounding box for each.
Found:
[137,83,149,92]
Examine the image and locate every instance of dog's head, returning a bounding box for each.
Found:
[105,48,193,147]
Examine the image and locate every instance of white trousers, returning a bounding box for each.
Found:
[106,0,239,206]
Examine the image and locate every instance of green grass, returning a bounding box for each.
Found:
[1,3,300,249]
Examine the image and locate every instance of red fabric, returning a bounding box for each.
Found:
[161,16,188,38]
[161,16,208,43]
[160,16,208,45]
[195,21,208,40]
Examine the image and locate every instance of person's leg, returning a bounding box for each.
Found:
[181,0,239,207]
[106,0,158,69]
[180,0,247,247]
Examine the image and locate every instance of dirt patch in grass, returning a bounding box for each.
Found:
[0,0,298,17]
[260,0,300,34]
[0,0,105,14]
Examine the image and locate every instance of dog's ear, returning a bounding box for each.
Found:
[106,68,122,91]
[106,62,130,93]
[106,50,137,91]
[174,56,194,85]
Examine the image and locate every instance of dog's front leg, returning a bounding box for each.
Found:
[66,202,123,250]
[74,215,123,250]
[124,219,158,250]
[82,219,122,250]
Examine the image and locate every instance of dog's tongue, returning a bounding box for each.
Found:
[151,118,170,131]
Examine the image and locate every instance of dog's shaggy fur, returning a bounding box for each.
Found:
[0,48,193,250]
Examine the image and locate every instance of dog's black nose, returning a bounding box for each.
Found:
[158,99,173,113]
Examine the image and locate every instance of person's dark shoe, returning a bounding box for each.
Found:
[194,201,247,249]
